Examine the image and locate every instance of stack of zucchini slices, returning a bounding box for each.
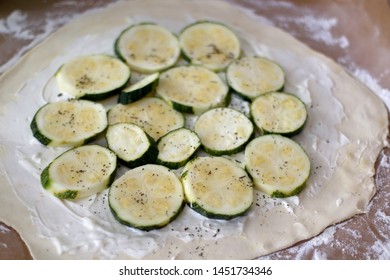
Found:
[31,21,310,231]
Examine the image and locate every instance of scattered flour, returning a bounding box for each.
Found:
[0,224,11,234]
[0,10,33,39]
[234,0,349,48]
[350,67,390,110]
[0,1,114,74]
[277,16,349,48]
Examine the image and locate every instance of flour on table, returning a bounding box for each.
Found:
[0,1,114,74]
[0,224,11,234]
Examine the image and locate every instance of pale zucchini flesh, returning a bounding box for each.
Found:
[31,100,107,147]
[194,107,254,155]
[156,65,229,114]
[41,145,117,199]
[156,128,201,169]
[179,21,241,71]
[107,97,185,140]
[245,134,311,197]
[55,54,131,100]
[251,92,307,136]
[106,123,158,168]
[181,156,253,220]
[227,56,285,100]
[108,164,184,230]
[115,23,181,73]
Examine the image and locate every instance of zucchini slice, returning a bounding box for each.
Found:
[56,54,131,100]
[181,156,253,220]
[41,145,117,199]
[115,23,181,73]
[245,134,311,198]
[156,128,201,169]
[118,72,159,104]
[107,97,185,141]
[31,99,107,147]
[179,21,241,71]
[194,108,254,155]
[226,56,285,100]
[156,65,229,114]
[106,123,158,168]
[251,92,307,136]
[109,164,184,231]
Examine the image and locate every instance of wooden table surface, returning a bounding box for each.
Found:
[0,0,389,260]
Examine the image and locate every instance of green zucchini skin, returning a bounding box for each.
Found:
[271,184,306,198]
[250,92,308,137]
[107,97,185,141]
[200,131,254,156]
[164,92,231,115]
[109,200,185,231]
[117,134,159,169]
[226,56,285,100]
[80,88,126,101]
[232,85,285,103]
[118,73,159,104]
[245,134,311,198]
[114,23,180,73]
[156,128,201,169]
[156,65,229,115]
[108,164,185,231]
[30,117,52,146]
[181,156,254,220]
[194,107,254,156]
[41,145,117,200]
[187,201,251,220]
[179,21,241,71]
[31,115,103,147]
[106,123,159,168]
[30,100,108,147]
[117,85,151,104]
[55,54,131,100]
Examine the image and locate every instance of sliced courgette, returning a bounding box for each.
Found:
[55,54,131,100]
[156,128,201,169]
[179,21,241,71]
[156,65,229,114]
[109,164,184,231]
[251,92,307,136]
[181,156,253,220]
[106,123,158,168]
[30,99,107,147]
[245,134,310,198]
[41,145,117,199]
[226,56,285,100]
[194,108,254,155]
[115,23,181,73]
[107,97,185,141]
[118,72,159,104]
